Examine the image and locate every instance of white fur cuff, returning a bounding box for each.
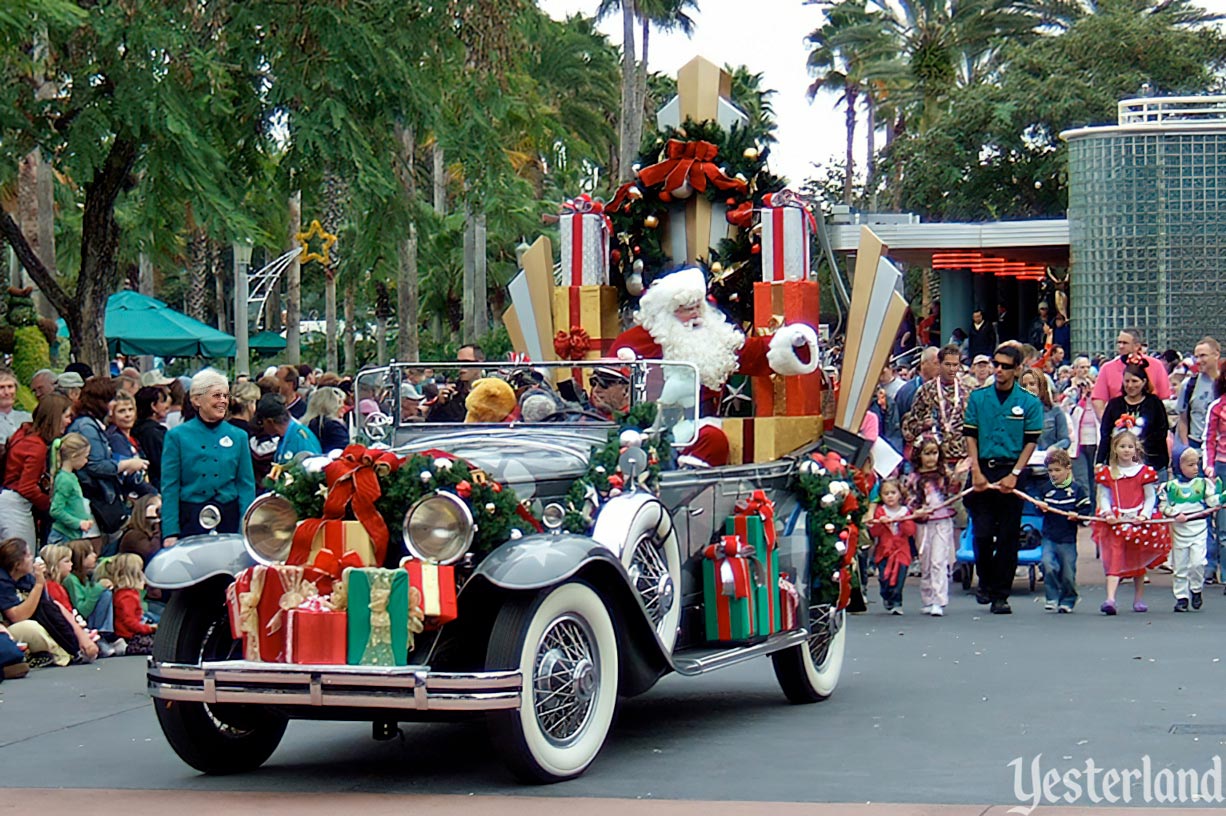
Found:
[767,324,819,376]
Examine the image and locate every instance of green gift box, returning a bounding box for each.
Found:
[702,553,756,643]
[725,512,781,636]
[344,567,411,666]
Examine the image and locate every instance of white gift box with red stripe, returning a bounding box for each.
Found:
[559,211,610,286]
[760,191,813,283]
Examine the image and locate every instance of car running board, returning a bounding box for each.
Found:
[670,629,809,676]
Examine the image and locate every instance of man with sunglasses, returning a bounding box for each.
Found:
[963,344,1043,614]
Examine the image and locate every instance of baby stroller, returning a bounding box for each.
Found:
[955,465,1046,593]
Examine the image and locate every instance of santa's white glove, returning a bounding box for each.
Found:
[766,324,819,376]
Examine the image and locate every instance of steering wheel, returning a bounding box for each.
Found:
[539,406,611,423]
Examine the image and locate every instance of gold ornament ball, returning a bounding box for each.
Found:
[644,215,659,229]
[711,262,723,274]
[743,147,760,161]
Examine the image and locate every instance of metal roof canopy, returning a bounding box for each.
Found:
[826,218,1070,268]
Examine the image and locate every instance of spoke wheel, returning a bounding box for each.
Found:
[152,579,287,774]
[598,496,680,653]
[771,604,847,704]
[486,582,619,783]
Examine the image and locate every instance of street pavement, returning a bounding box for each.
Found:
[4,535,1226,814]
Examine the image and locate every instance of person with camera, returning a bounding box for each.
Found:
[426,344,485,423]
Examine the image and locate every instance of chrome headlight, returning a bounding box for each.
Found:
[241,493,299,565]
[402,492,474,565]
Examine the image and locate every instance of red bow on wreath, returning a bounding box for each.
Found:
[637,140,748,196]
[726,200,754,228]
[553,327,592,361]
[287,444,401,567]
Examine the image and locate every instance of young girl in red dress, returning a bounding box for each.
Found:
[108,554,157,654]
[1092,425,1171,615]
[869,479,917,615]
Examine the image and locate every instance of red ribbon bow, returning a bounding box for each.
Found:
[726,200,754,228]
[561,193,613,234]
[703,535,755,598]
[288,444,402,567]
[762,189,818,232]
[734,489,777,550]
[304,547,365,595]
[637,139,748,196]
[553,327,592,361]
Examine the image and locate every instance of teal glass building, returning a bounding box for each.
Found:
[1063,97,1226,356]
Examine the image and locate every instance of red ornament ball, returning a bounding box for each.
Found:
[751,243,761,255]
[659,191,673,203]
[611,249,622,264]
[726,197,737,206]
[455,480,472,498]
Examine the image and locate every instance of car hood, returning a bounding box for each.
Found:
[395,427,605,503]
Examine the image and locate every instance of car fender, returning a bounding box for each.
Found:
[473,533,624,591]
[145,533,255,590]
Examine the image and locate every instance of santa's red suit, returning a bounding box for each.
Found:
[610,267,818,467]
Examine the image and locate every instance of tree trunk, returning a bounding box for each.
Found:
[264,286,280,333]
[635,17,649,153]
[213,239,228,333]
[186,228,210,322]
[375,316,387,366]
[617,0,639,182]
[844,88,858,205]
[17,148,57,321]
[286,191,302,365]
[27,24,57,320]
[395,123,420,363]
[432,143,446,215]
[474,210,488,339]
[343,273,356,374]
[461,203,475,341]
[325,272,338,372]
[137,253,154,371]
[866,94,877,210]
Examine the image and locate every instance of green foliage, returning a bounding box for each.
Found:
[562,403,671,533]
[12,325,49,390]
[790,451,869,606]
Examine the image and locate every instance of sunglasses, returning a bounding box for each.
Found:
[992,360,1017,370]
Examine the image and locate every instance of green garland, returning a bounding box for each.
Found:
[790,449,870,606]
[561,402,672,533]
[268,453,537,563]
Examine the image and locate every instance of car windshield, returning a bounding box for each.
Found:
[352,360,701,447]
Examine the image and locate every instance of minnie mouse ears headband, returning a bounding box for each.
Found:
[1125,352,1149,370]
[1112,414,1142,436]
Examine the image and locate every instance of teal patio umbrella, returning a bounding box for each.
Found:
[249,330,287,353]
[57,290,237,357]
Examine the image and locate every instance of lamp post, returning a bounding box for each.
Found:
[233,239,254,378]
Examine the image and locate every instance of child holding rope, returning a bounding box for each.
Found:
[1092,424,1171,615]
[869,480,916,615]
[906,435,958,617]
[1160,447,1221,612]
[1034,449,1090,613]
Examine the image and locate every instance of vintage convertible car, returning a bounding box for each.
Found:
[146,361,847,783]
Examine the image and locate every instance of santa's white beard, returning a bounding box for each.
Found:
[639,304,744,390]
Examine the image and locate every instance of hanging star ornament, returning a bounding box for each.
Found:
[296,219,338,266]
[721,378,752,416]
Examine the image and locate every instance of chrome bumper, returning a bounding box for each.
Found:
[148,660,522,712]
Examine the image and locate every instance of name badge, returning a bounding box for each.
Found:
[1011,406,1024,416]
[219,436,234,448]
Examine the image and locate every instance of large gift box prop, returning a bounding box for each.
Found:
[702,535,758,643]
[287,445,400,573]
[551,285,619,387]
[559,195,611,286]
[226,565,318,662]
[344,567,424,667]
[759,190,815,283]
[727,491,781,636]
[722,416,823,465]
[402,558,458,628]
[286,595,347,665]
[752,280,822,418]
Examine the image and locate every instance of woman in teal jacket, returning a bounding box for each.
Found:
[161,370,255,547]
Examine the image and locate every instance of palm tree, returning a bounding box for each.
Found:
[807,0,873,203]
[727,65,779,144]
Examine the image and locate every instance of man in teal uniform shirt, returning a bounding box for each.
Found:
[255,393,322,463]
[963,343,1043,614]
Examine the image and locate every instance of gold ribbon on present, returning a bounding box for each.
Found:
[408,586,425,651]
[266,566,316,636]
[238,567,267,661]
[360,572,395,666]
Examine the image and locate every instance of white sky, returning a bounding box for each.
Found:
[539,0,1226,188]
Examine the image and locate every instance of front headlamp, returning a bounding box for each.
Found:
[241,493,299,565]
[402,492,474,565]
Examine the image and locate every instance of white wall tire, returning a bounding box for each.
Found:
[771,606,847,703]
[594,494,682,654]
[486,581,620,783]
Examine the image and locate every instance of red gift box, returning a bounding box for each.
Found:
[226,578,242,641]
[257,565,318,663]
[402,558,458,627]
[751,280,821,417]
[779,574,800,631]
[286,602,348,665]
[229,566,267,660]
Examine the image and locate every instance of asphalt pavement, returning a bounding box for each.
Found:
[4,536,1226,812]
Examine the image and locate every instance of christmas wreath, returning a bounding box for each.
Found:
[561,402,672,533]
[791,449,871,607]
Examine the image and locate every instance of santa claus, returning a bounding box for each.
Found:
[611,267,819,466]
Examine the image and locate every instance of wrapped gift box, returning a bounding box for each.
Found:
[722,417,822,465]
[402,558,458,627]
[285,599,348,665]
[752,280,821,417]
[299,519,379,571]
[702,535,759,644]
[779,574,800,631]
[344,567,411,667]
[760,196,813,282]
[559,211,610,286]
[551,285,619,387]
[726,496,780,636]
[227,567,266,658]
[257,565,318,663]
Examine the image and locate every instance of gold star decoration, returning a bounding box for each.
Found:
[296,219,338,267]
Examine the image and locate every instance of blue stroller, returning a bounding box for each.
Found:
[955,471,1045,593]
